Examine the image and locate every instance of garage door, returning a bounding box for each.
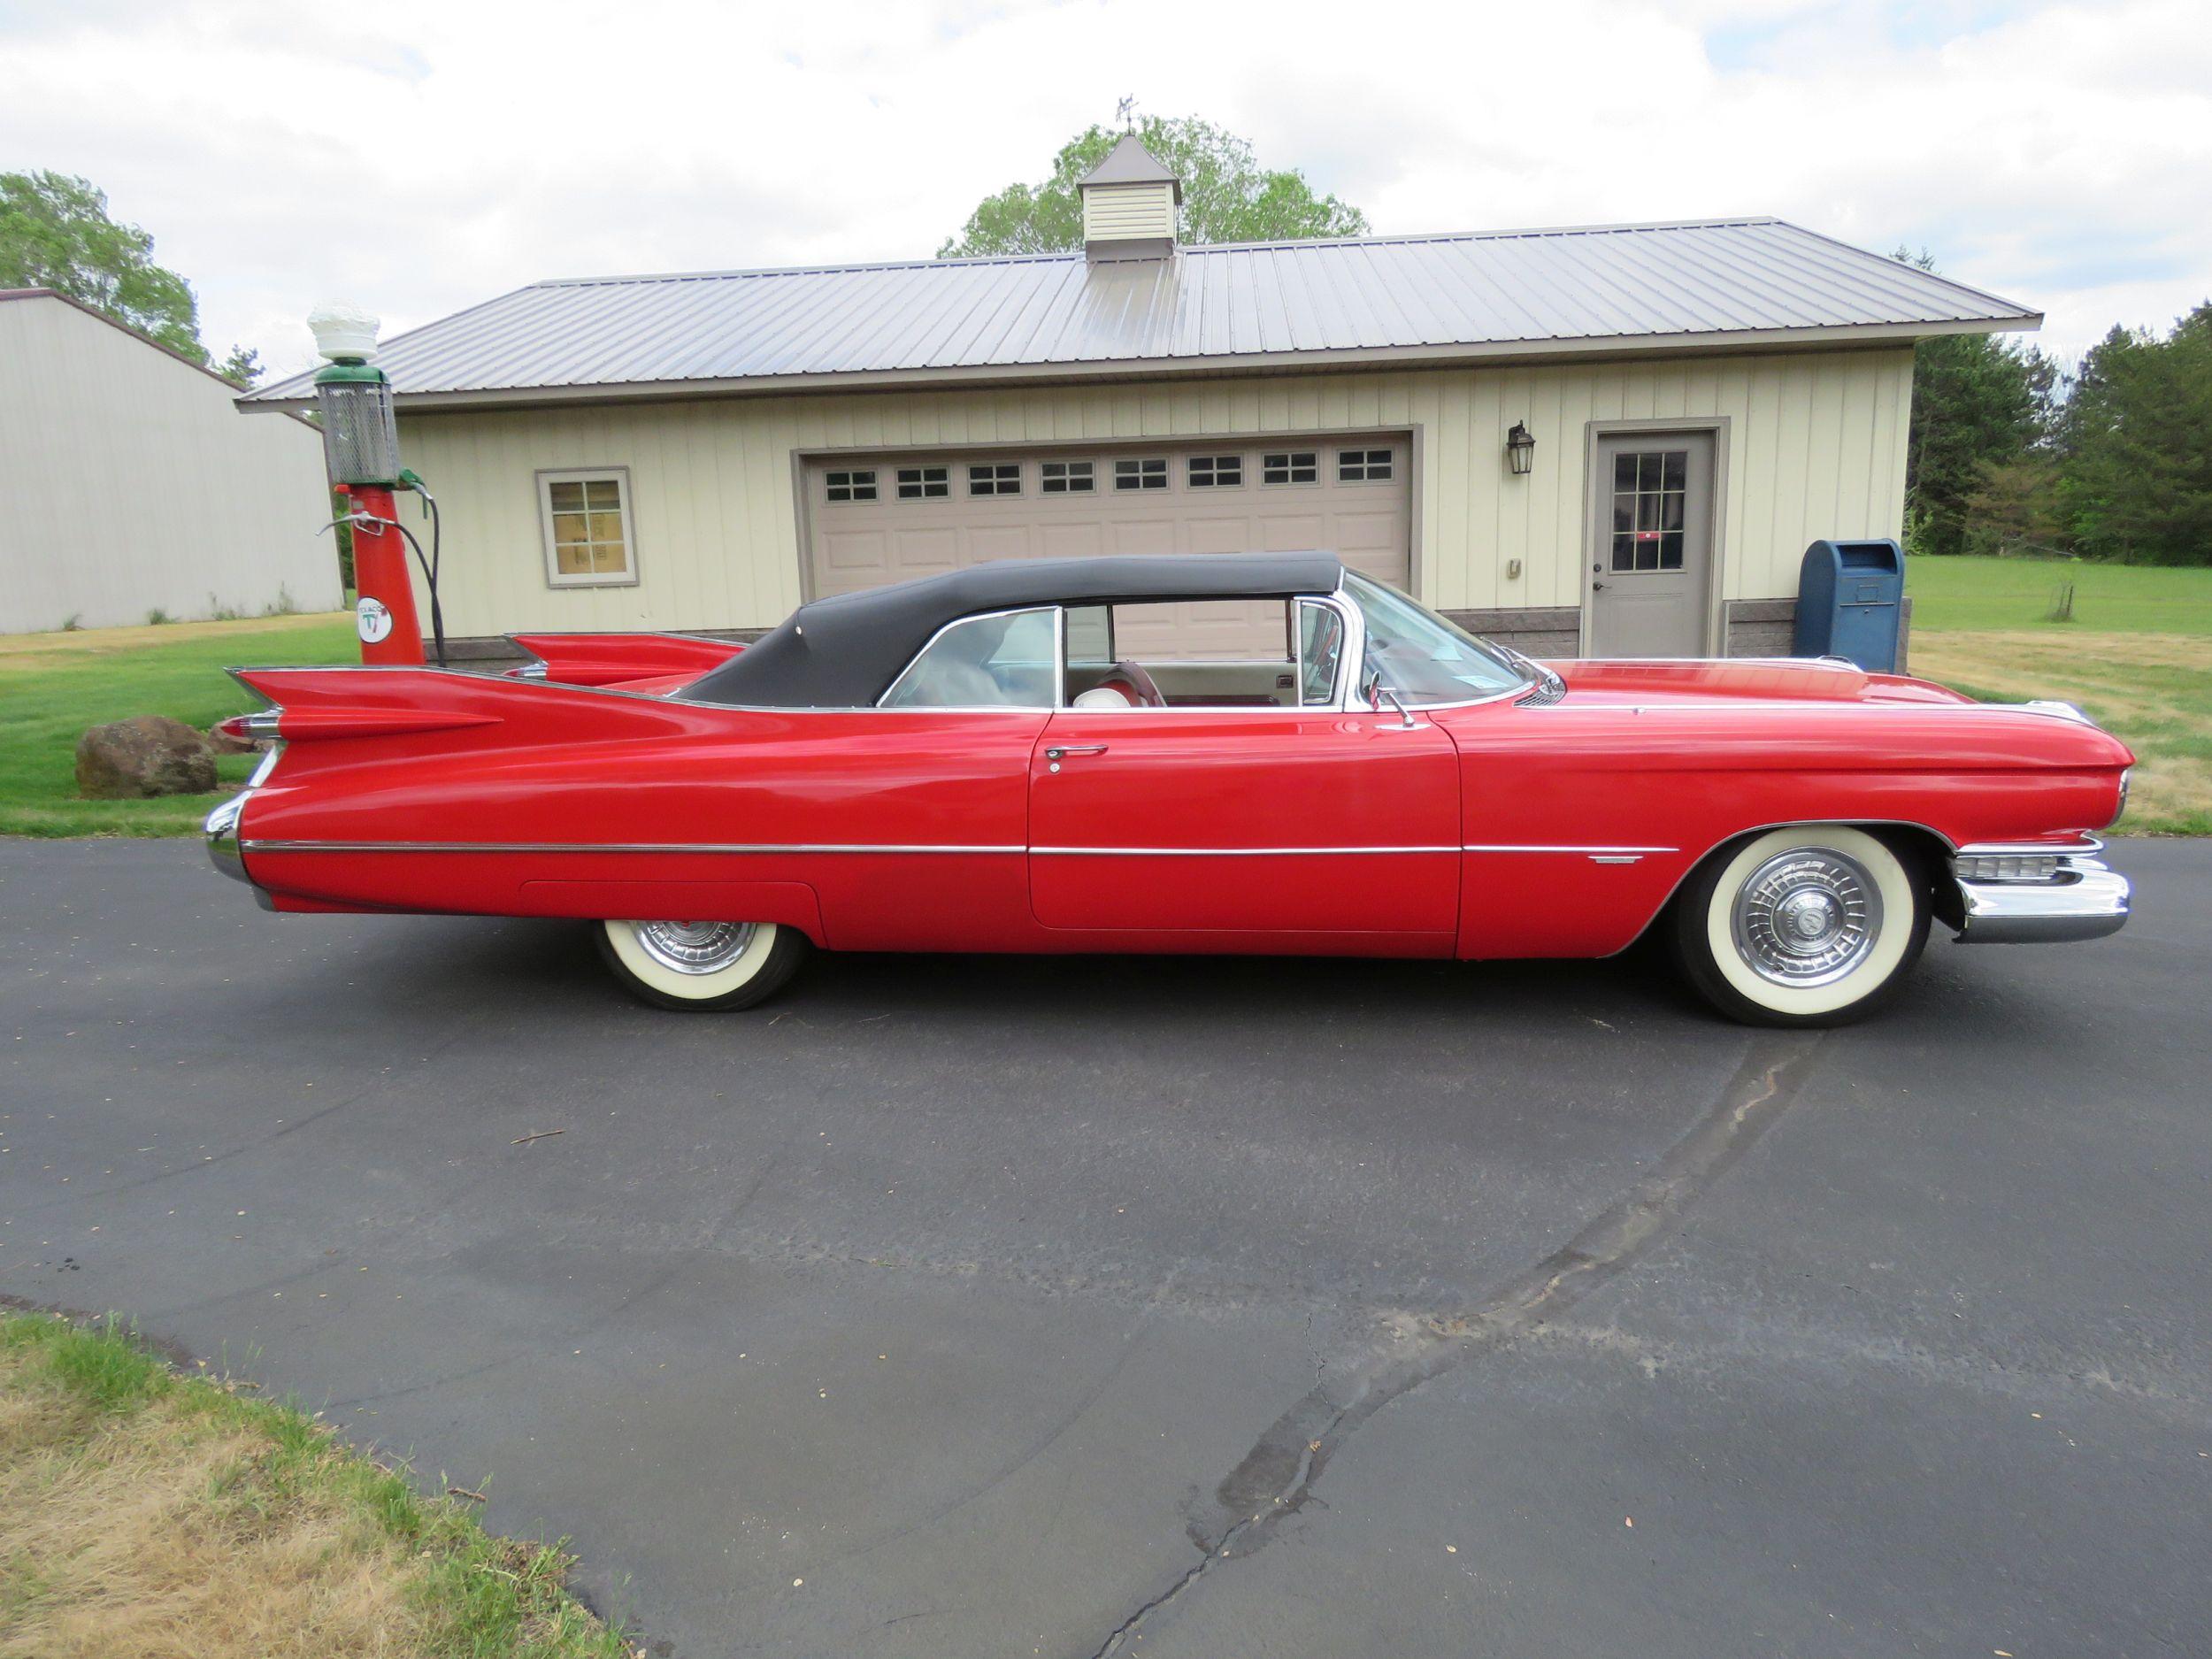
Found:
[804,439,1410,609]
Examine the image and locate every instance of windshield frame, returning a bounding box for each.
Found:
[1340,572,1538,710]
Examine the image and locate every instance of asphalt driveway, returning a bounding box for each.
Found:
[3,836,2206,1658]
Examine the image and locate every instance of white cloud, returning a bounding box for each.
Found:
[3,0,2204,376]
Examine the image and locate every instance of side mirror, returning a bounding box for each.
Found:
[1365,673,1417,730]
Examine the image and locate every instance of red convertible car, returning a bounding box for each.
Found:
[206,553,2131,1026]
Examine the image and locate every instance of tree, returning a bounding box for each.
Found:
[2058,305,2212,565]
[938,116,1367,258]
[216,344,263,389]
[0,171,207,360]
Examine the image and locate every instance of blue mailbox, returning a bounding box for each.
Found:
[1794,539,1905,672]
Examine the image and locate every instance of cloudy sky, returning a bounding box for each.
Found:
[3,0,2205,380]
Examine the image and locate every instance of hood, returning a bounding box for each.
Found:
[1548,657,1976,708]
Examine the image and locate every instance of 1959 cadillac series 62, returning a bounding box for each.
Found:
[206,553,2132,1026]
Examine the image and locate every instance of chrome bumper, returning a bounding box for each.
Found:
[1951,842,2130,945]
[204,790,274,910]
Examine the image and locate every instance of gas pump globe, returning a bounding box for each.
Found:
[307,300,429,664]
[307,301,401,486]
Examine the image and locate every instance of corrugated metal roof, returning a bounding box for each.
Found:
[249,218,2038,409]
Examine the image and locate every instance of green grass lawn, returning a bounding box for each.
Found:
[1909,556,2212,634]
[1905,558,2212,835]
[0,615,357,838]
[2,1309,630,1658]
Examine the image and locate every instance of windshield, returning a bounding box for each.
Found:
[1343,572,1532,704]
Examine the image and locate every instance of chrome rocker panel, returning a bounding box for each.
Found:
[1950,842,2130,945]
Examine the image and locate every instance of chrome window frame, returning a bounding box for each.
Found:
[1053,591,1360,715]
[1337,572,1539,711]
[874,604,1063,711]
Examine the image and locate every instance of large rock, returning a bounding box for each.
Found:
[75,717,219,799]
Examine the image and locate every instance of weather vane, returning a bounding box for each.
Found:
[1117,96,1136,133]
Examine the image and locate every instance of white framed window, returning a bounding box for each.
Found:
[1337,448,1394,482]
[896,465,950,500]
[538,468,638,588]
[1187,454,1243,488]
[1041,460,1095,494]
[825,468,877,503]
[968,461,1022,496]
[1114,457,1168,491]
[1261,449,1318,486]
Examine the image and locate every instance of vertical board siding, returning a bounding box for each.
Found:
[396,347,1915,637]
[0,297,338,634]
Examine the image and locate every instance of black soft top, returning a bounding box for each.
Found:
[683,552,1345,709]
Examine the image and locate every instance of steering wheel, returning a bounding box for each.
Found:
[1094,658,1165,708]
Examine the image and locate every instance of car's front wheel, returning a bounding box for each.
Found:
[1672,825,1929,1026]
[596,919,809,1010]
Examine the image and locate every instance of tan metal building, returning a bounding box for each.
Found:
[246,138,2037,659]
[1,289,340,634]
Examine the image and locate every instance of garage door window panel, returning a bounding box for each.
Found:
[825,469,877,503]
[539,470,637,588]
[879,606,1060,709]
[969,463,1022,497]
[1262,450,1318,487]
[1337,448,1394,483]
[1114,458,1169,491]
[1187,455,1243,488]
[1041,461,1095,494]
[897,465,951,500]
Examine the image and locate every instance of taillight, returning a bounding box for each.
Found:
[219,710,283,741]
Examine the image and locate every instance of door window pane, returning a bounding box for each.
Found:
[1609,449,1688,578]
[880,608,1056,708]
[1298,601,1346,705]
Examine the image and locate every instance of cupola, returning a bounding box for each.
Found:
[1078,134,1182,262]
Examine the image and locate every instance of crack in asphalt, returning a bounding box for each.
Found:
[1086,1032,1827,1659]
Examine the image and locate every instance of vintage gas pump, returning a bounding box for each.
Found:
[307,301,439,664]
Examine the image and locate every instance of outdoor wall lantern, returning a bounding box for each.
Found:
[1505,421,1536,476]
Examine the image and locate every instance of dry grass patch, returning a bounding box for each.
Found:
[0,1310,633,1659]
[1911,629,2212,834]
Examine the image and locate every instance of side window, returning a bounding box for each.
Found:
[1063,600,1299,708]
[1298,601,1346,707]
[880,608,1057,709]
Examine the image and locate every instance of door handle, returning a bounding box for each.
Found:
[1044,745,1108,760]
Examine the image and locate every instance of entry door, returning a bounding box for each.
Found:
[1587,432,1716,657]
[1026,711,1461,938]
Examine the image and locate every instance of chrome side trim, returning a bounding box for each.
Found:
[1032,844,1458,856]
[1463,842,1678,854]
[241,840,1026,856]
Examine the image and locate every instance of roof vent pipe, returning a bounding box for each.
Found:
[1077,134,1181,263]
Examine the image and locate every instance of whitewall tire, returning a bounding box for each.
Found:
[596,919,809,1011]
[1672,826,1930,1027]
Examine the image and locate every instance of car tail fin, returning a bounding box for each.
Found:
[225,664,695,776]
[506,632,743,688]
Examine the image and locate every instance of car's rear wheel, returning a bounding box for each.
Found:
[596,918,809,1010]
[1672,825,1929,1027]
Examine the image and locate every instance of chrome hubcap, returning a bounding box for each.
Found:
[634,920,758,976]
[1731,849,1882,987]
